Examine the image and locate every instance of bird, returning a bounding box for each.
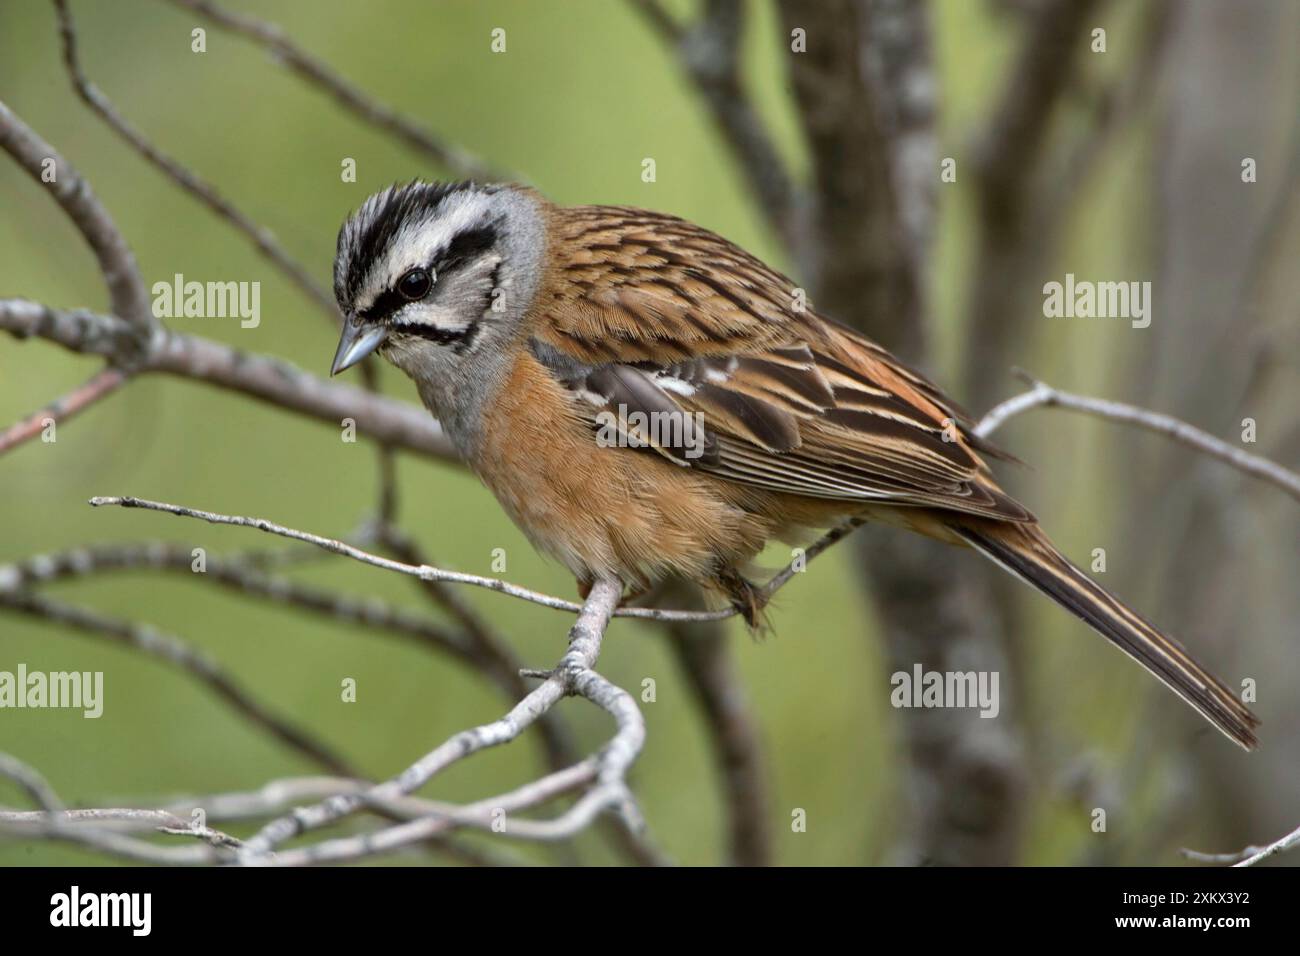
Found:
[329,180,1259,751]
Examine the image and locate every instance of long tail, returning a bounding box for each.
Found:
[949,519,1259,750]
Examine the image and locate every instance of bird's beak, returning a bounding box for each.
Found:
[331,313,387,376]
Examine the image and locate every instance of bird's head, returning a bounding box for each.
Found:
[330,180,545,378]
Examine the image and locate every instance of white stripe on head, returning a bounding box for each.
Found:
[371,190,495,304]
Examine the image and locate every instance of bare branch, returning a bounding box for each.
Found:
[632,0,803,251]
[972,0,1103,217]
[0,764,535,866]
[1182,822,1300,868]
[0,590,358,776]
[0,100,152,341]
[238,576,656,864]
[0,537,607,864]
[975,373,1300,503]
[3,579,664,865]
[0,96,448,459]
[86,495,860,622]
[778,0,924,354]
[371,525,586,788]
[0,541,482,664]
[1233,825,1300,868]
[0,367,126,456]
[0,753,63,812]
[1027,0,1173,241]
[0,299,459,460]
[164,0,501,181]
[53,0,336,319]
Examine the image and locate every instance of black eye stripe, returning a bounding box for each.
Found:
[358,287,406,323]
[398,325,469,346]
[356,223,501,324]
[435,225,499,274]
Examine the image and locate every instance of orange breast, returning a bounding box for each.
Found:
[474,350,775,586]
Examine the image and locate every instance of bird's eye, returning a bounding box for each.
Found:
[397,268,433,301]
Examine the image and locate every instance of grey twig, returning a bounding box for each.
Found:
[975,372,1300,503]
[0,542,480,665]
[631,0,804,251]
[53,0,336,319]
[164,0,501,181]
[962,0,1103,409]
[0,753,64,812]
[1182,821,1300,867]
[0,100,152,344]
[237,577,659,865]
[0,298,459,461]
[0,570,672,865]
[371,525,592,833]
[87,495,861,622]
[0,367,126,456]
[0,764,535,866]
[0,590,358,776]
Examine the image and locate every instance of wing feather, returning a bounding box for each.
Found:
[530,204,1032,523]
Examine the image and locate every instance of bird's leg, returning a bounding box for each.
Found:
[715,566,766,630]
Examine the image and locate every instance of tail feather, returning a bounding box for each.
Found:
[950,521,1259,751]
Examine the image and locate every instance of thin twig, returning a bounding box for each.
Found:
[373,525,589,813]
[0,753,63,812]
[5,581,668,865]
[164,0,501,181]
[0,770,536,866]
[0,541,480,663]
[0,100,152,343]
[975,372,1300,503]
[632,0,803,251]
[0,367,126,455]
[1182,821,1300,867]
[0,590,358,776]
[1233,824,1300,868]
[53,0,336,319]
[237,577,662,865]
[87,495,859,621]
[0,298,460,461]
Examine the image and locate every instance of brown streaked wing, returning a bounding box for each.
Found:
[537,204,1032,522]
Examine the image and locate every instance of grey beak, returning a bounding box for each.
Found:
[331,314,387,376]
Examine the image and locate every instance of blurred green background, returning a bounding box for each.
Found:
[1,0,1296,865]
